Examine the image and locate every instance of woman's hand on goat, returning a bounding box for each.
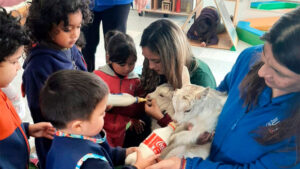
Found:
[145,96,164,120]
[145,156,181,169]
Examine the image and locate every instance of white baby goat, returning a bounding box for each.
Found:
[160,85,227,159]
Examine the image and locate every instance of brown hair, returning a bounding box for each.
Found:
[140,19,196,93]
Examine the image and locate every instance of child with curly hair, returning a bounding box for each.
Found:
[22,0,92,168]
[0,7,54,169]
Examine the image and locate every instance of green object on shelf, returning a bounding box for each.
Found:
[236,27,265,46]
[252,2,300,10]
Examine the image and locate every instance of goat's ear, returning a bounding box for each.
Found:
[195,87,209,100]
[182,66,191,86]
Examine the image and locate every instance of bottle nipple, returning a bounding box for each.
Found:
[137,97,147,103]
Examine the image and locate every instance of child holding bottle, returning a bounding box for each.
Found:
[40,70,158,169]
[94,30,145,147]
[22,0,92,168]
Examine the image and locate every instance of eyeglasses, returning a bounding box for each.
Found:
[5,52,26,65]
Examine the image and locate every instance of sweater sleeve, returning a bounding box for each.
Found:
[102,141,127,166]
[22,122,30,138]
[157,113,172,127]
[185,147,299,169]
[22,60,52,123]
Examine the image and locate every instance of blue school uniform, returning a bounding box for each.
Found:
[186,45,300,169]
[46,131,137,169]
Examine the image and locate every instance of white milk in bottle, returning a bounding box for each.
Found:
[125,122,176,165]
[107,93,147,107]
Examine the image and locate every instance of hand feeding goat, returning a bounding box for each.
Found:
[147,66,190,130]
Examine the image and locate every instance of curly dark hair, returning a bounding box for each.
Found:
[0,7,29,62]
[25,0,92,44]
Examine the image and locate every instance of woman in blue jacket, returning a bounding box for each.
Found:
[82,0,147,72]
[146,8,300,169]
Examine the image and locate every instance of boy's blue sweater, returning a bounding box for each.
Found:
[186,45,299,169]
[22,45,87,123]
[92,0,133,12]
[46,131,136,169]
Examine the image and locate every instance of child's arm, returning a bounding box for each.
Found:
[102,141,127,165]
[27,122,55,139]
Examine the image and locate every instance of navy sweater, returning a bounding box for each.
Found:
[46,131,137,169]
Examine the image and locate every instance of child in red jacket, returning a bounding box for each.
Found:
[94,31,144,147]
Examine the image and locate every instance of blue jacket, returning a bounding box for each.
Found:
[22,44,87,123]
[0,90,30,169]
[92,0,133,12]
[46,131,137,169]
[186,45,300,169]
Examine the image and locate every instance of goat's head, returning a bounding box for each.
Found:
[148,83,175,117]
[173,85,227,126]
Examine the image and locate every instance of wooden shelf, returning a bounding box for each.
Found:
[140,0,196,16]
[142,9,191,16]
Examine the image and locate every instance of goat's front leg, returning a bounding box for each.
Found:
[168,130,197,146]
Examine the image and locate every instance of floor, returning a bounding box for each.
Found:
[8,0,287,150]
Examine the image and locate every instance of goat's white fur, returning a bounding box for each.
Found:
[161,86,227,159]
[150,84,227,159]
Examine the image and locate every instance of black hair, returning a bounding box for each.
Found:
[75,31,86,49]
[239,8,300,164]
[25,0,92,44]
[40,70,109,129]
[261,9,300,74]
[0,7,29,62]
[105,30,137,65]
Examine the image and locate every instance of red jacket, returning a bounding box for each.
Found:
[94,65,143,147]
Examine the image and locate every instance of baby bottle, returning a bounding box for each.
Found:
[125,122,176,164]
[107,93,147,107]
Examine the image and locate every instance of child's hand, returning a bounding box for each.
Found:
[145,96,164,121]
[28,122,55,139]
[130,119,145,134]
[134,149,160,169]
[126,147,138,157]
